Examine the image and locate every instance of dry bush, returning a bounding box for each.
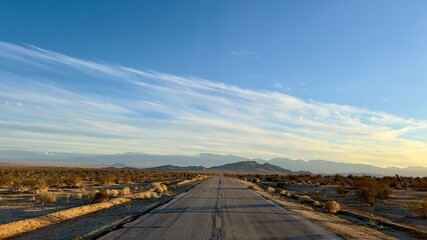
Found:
[105,189,120,197]
[123,176,132,184]
[407,200,427,218]
[410,177,427,191]
[89,189,100,199]
[299,195,313,203]
[92,191,109,203]
[39,192,57,204]
[11,180,26,192]
[121,186,131,195]
[135,191,159,199]
[151,182,168,193]
[279,190,288,195]
[98,174,115,185]
[353,177,392,206]
[0,175,13,187]
[266,187,275,193]
[34,185,49,194]
[63,176,82,187]
[313,201,322,207]
[323,200,340,213]
[75,192,83,199]
[335,186,348,197]
[252,178,260,184]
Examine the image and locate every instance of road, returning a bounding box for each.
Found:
[100,176,339,240]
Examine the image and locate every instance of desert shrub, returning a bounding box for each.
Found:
[299,195,313,203]
[407,200,427,218]
[376,183,392,199]
[98,174,115,185]
[63,176,82,187]
[248,185,254,190]
[313,201,322,207]
[33,184,49,194]
[92,191,109,203]
[366,218,386,230]
[46,177,61,187]
[0,175,13,187]
[335,186,348,197]
[22,178,47,193]
[266,187,275,193]
[123,175,132,184]
[279,190,288,195]
[75,192,83,199]
[252,178,260,184]
[333,174,347,186]
[11,180,26,192]
[353,177,392,206]
[151,182,168,193]
[121,186,131,195]
[89,189,100,199]
[105,189,120,197]
[39,192,57,204]
[410,177,427,191]
[323,200,340,213]
[265,175,280,182]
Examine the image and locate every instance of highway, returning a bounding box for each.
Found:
[100,176,339,240]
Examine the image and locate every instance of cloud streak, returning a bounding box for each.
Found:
[0,41,426,167]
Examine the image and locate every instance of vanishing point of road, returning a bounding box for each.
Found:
[100,176,339,240]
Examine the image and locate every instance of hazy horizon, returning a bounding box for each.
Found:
[1,1,427,169]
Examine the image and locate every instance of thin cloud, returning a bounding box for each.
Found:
[0,41,426,167]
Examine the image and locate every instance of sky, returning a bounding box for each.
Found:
[0,1,426,168]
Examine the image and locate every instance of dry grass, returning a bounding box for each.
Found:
[150,182,168,193]
[38,192,57,204]
[279,190,288,195]
[407,199,427,218]
[75,192,83,199]
[299,195,313,203]
[323,200,340,213]
[266,186,275,193]
[121,186,131,195]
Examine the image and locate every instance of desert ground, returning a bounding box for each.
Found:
[234,173,427,239]
[1,167,426,239]
[0,166,208,239]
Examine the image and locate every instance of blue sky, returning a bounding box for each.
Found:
[0,1,427,167]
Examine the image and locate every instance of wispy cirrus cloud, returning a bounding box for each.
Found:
[231,50,260,59]
[0,41,426,167]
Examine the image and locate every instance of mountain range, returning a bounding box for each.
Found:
[0,150,426,176]
[129,161,308,175]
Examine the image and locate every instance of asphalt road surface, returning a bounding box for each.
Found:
[100,176,339,240]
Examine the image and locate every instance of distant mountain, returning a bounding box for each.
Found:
[145,165,207,172]
[195,153,266,165]
[146,161,305,175]
[209,161,295,174]
[111,163,127,168]
[1,150,426,176]
[268,158,427,176]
